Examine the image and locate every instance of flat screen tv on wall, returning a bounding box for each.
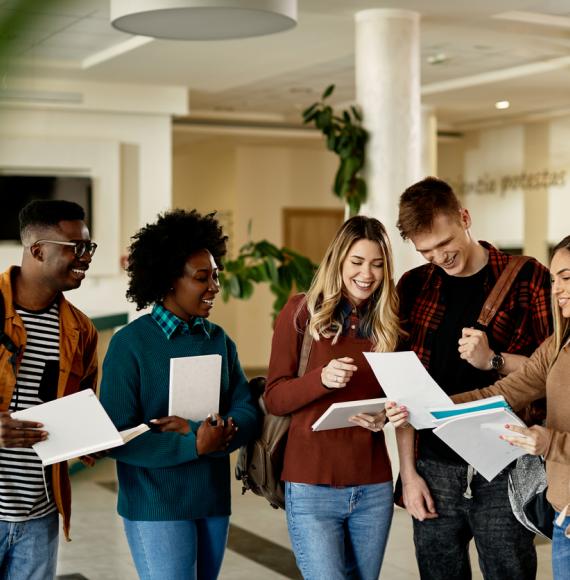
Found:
[0,175,93,242]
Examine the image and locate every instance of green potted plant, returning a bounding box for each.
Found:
[302,84,368,218]
[219,237,317,321]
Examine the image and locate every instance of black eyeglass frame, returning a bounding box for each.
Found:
[33,239,98,258]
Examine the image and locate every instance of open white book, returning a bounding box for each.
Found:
[169,354,221,421]
[12,389,148,466]
[312,398,387,431]
[432,406,527,481]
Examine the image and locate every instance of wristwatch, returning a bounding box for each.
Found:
[490,352,505,372]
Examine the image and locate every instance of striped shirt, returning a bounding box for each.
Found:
[0,302,60,521]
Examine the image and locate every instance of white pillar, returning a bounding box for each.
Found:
[422,105,438,178]
[355,9,423,279]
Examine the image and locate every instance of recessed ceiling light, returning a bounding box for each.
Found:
[427,53,449,65]
[495,100,510,110]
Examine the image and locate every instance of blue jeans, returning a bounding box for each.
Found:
[553,511,570,580]
[413,458,536,580]
[123,516,229,580]
[0,511,59,580]
[285,481,393,580]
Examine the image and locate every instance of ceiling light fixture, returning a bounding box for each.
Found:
[111,0,297,40]
[495,100,510,110]
[427,53,448,65]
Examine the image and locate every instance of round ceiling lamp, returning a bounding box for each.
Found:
[111,0,298,40]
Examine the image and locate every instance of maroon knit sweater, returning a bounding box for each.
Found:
[264,294,392,485]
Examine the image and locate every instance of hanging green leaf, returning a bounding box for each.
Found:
[301,85,368,214]
[322,84,335,99]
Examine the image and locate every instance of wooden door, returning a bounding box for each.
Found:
[283,208,344,263]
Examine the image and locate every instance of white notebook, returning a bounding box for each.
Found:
[312,398,387,431]
[12,389,126,466]
[168,354,221,421]
[433,407,527,481]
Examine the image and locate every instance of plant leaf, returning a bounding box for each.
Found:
[351,105,363,122]
[322,84,335,100]
[302,102,318,119]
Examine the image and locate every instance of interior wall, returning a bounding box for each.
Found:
[0,105,175,318]
[438,116,570,259]
[172,132,340,369]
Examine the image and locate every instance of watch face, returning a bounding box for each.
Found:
[492,354,505,370]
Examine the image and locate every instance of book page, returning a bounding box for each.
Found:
[312,398,387,431]
[364,351,452,429]
[12,389,124,466]
[120,424,150,444]
[168,354,221,421]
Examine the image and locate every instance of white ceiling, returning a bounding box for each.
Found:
[2,0,570,129]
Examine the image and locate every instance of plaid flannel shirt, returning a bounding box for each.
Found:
[151,303,209,340]
[397,242,552,370]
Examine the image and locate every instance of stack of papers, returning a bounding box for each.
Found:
[432,404,527,481]
[363,351,529,482]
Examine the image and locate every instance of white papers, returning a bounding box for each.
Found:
[168,354,221,421]
[311,398,387,431]
[364,351,452,429]
[433,408,527,481]
[12,389,124,466]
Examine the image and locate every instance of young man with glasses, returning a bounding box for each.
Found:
[0,199,98,579]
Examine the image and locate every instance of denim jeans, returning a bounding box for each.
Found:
[123,516,229,580]
[413,458,536,580]
[553,511,570,580]
[285,481,393,580]
[0,510,59,580]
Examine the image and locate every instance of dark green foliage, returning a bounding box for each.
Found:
[302,84,368,216]
[219,240,317,320]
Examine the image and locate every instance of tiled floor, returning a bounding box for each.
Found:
[56,454,554,579]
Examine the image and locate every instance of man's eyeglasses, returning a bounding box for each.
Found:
[33,239,98,258]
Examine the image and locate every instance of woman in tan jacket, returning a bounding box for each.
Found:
[388,234,570,579]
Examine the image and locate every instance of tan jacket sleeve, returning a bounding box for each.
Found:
[452,335,554,410]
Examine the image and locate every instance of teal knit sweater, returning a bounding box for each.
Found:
[99,314,259,521]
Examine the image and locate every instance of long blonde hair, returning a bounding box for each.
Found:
[551,235,570,360]
[301,216,401,353]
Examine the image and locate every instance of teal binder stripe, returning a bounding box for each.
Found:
[430,399,507,420]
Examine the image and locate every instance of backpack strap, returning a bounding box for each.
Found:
[297,325,313,377]
[477,255,531,328]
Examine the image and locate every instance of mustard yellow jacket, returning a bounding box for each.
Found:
[0,267,98,540]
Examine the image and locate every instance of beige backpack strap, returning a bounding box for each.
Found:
[297,324,313,377]
[477,255,531,328]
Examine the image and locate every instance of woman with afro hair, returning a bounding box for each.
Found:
[99,209,259,580]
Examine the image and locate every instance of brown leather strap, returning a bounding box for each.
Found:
[297,325,313,377]
[477,255,531,328]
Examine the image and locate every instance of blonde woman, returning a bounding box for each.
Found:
[264,216,401,580]
[388,234,570,579]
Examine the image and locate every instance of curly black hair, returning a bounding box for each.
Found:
[126,209,228,310]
